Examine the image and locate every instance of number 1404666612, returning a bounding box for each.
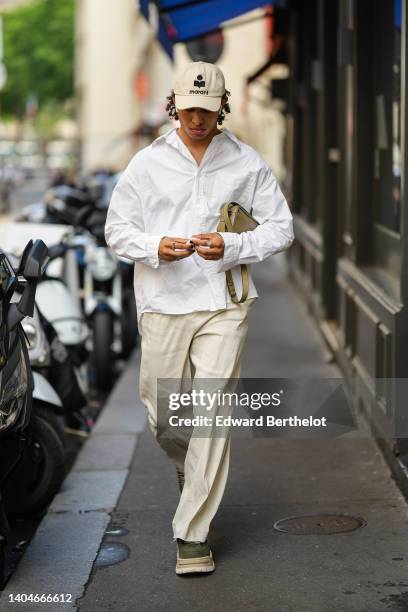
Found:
[8,593,73,604]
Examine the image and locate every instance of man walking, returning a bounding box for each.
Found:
[105,61,294,575]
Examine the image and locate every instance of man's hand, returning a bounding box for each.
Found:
[191,233,225,260]
[158,236,195,262]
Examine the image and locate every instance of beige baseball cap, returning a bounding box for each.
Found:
[174,61,226,112]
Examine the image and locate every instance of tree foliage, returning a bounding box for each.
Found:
[1,0,74,117]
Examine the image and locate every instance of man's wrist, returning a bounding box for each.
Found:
[217,232,239,266]
[146,235,165,268]
[158,236,167,259]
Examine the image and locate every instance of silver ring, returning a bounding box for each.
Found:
[207,239,213,248]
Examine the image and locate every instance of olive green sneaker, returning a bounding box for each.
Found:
[176,467,185,493]
[176,539,215,575]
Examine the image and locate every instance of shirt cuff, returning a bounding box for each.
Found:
[146,235,164,269]
[218,232,240,267]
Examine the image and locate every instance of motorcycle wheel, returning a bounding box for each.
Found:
[34,405,65,448]
[121,290,138,359]
[7,412,66,517]
[93,309,114,390]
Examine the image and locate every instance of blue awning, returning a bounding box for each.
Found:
[140,0,149,20]
[140,0,285,60]
[395,0,402,29]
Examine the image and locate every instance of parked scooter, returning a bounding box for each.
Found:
[17,181,138,388]
[35,241,90,390]
[0,240,48,587]
[26,302,93,437]
[8,280,66,446]
[82,213,120,389]
[85,172,138,359]
[0,223,91,400]
[2,249,67,522]
[45,187,137,389]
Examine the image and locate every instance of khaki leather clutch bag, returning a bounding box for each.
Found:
[217,202,259,303]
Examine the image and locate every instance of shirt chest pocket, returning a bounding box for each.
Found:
[144,170,194,207]
[204,172,254,216]
[143,174,193,213]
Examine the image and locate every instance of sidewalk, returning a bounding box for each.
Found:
[3,255,408,611]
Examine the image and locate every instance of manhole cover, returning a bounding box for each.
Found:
[95,542,130,567]
[273,514,367,535]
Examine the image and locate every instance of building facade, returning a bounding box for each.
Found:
[284,0,408,476]
[75,0,173,172]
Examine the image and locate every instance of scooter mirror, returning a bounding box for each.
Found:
[16,239,33,276]
[14,240,49,320]
[22,240,49,281]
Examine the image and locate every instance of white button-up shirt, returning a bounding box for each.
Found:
[105,127,294,323]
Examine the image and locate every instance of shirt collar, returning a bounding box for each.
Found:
[218,128,241,150]
[151,127,177,147]
[152,127,241,150]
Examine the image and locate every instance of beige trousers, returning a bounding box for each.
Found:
[139,298,256,543]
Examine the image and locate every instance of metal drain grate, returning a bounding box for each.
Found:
[273,513,367,535]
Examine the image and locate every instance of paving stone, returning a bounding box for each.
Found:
[73,434,137,471]
[50,470,128,513]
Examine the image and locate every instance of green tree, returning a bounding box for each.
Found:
[1,0,74,118]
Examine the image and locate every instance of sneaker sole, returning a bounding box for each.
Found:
[176,551,215,575]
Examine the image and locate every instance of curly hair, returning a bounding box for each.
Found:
[165,89,231,125]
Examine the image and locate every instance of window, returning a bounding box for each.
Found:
[372,0,402,233]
